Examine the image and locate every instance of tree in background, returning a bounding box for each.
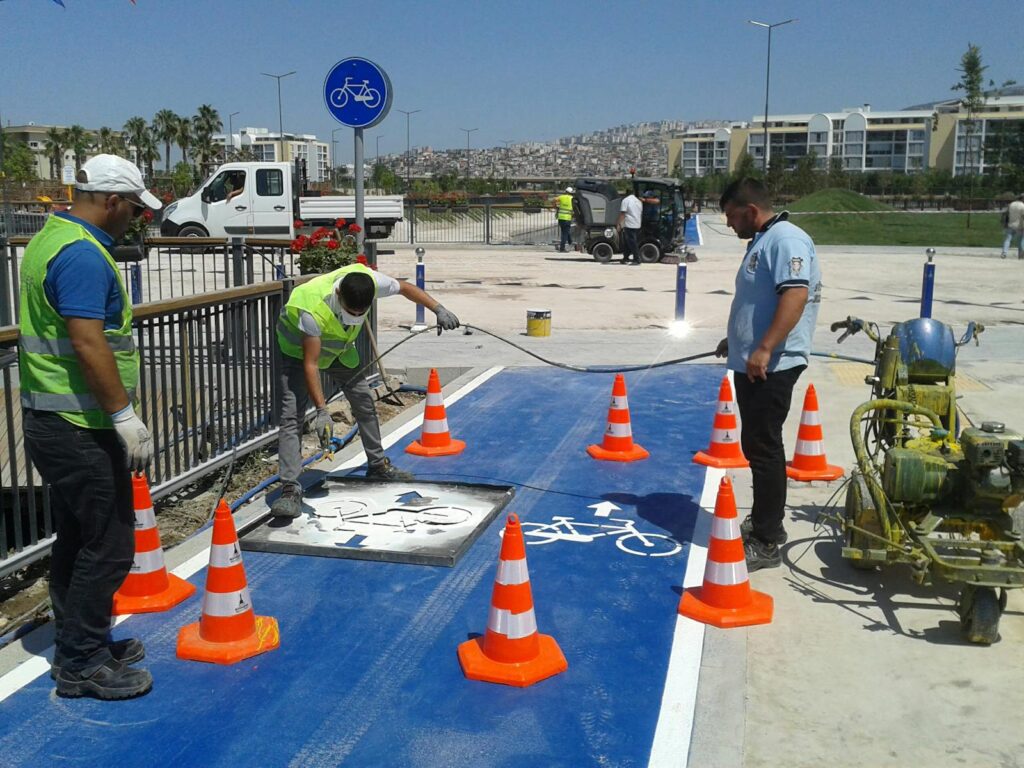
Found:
[65,124,92,171]
[171,161,195,197]
[95,127,121,156]
[122,116,148,168]
[765,155,785,197]
[153,109,179,174]
[0,132,38,182]
[952,43,986,227]
[137,129,160,183]
[175,115,193,168]
[43,127,66,179]
[827,156,848,189]
[791,151,820,197]
[732,153,760,182]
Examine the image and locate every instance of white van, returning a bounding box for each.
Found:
[159,161,403,240]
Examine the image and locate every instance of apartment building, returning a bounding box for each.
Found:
[2,123,119,181]
[669,86,1024,177]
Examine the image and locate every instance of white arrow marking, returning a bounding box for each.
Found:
[588,501,621,518]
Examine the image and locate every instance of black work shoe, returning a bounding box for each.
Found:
[740,515,788,546]
[744,536,782,573]
[52,638,145,680]
[55,658,153,700]
[366,458,414,482]
[270,485,303,519]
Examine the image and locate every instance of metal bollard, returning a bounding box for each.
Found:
[920,248,936,319]
[674,262,688,321]
[129,264,143,305]
[412,247,428,331]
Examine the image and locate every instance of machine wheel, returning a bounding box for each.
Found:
[638,242,661,263]
[177,224,209,238]
[591,242,614,263]
[958,586,1004,645]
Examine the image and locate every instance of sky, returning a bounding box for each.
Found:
[0,0,1021,165]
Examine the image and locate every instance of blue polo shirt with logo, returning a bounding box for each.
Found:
[42,212,124,330]
[726,215,821,373]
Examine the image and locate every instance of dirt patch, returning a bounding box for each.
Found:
[0,381,423,639]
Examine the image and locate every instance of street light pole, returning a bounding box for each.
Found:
[459,127,478,186]
[227,111,239,160]
[261,70,296,162]
[397,108,421,192]
[331,126,343,189]
[748,19,795,172]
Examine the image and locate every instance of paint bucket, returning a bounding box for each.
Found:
[526,309,551,337]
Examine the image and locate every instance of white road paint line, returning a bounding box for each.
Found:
[648,466,724,768]
[0,366,506,702]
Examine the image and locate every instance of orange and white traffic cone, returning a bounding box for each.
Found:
[678,477,773,628]
[406,368,466,457]
[693,375,749,469]
[112,473,195,615]
[786,384,844,482]
[587,374,649,462]
[458,513,567,687]
[177,500,280,665]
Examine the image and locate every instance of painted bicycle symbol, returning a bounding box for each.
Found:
[314,498,472,530]
[512,516,682,557]
[329,78,382,110]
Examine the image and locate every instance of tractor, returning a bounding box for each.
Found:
[573,177,689,263]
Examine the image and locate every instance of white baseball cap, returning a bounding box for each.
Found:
[76,154,162,210]
[565,186,574,194]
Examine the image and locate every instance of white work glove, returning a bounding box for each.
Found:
[314,407,334,449]
[111,404,154,472]
[433,304,460,335]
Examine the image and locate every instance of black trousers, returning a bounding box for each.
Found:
[622,227,640,262]
[734,365,805,545]
[23,409,135,673]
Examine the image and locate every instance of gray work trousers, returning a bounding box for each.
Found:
[278,357,384,491]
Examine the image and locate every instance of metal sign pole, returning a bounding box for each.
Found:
[354,127,364,252]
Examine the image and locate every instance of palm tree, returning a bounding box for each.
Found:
[96,127,120,155]
[152,109,179,173]
[192,132,221,176]
[176,116,194,167]
[138,131,160,183]
[122,116,148,167]
[193,104,222,139]
[65,124,92,171]
[43,127,66,180]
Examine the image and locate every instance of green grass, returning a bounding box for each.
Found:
[788,188,893,213]
[792,211,1002,246]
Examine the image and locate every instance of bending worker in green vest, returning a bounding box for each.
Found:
[271,262,460,519]
[19,155,161,700]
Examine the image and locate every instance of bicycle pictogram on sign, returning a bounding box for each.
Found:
[323,57,392,128]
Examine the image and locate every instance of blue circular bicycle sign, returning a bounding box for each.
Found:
[323,57,392,128]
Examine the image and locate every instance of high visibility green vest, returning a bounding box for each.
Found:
[557,194,574,221]
[276,264,378,369]
[18,215,138,429]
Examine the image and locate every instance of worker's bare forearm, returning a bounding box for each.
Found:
[398,281,439,311]
[757,287,808,353]
[66,318,131,413]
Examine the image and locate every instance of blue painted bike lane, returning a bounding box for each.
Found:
[0,365,721,767]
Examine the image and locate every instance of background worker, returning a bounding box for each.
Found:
[715,177,821,572]
[616,187,642,264]
[271,263,460,519]
[554,186,574,252]
[19,155,160,700]
[1000,193,1024,259]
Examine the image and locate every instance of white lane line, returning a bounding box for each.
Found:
[647,466,724,768]
[0,366,505,704]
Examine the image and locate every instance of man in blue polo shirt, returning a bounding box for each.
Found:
[715,177,821,571]
[19,154,160,700]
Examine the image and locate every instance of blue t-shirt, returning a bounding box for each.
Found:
[43,212,123,328]
[726,216,821,373]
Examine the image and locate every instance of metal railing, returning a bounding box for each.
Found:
[384,203,559,246]
[2,235,296,325]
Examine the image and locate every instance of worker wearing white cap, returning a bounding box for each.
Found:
[18,154,161,700]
